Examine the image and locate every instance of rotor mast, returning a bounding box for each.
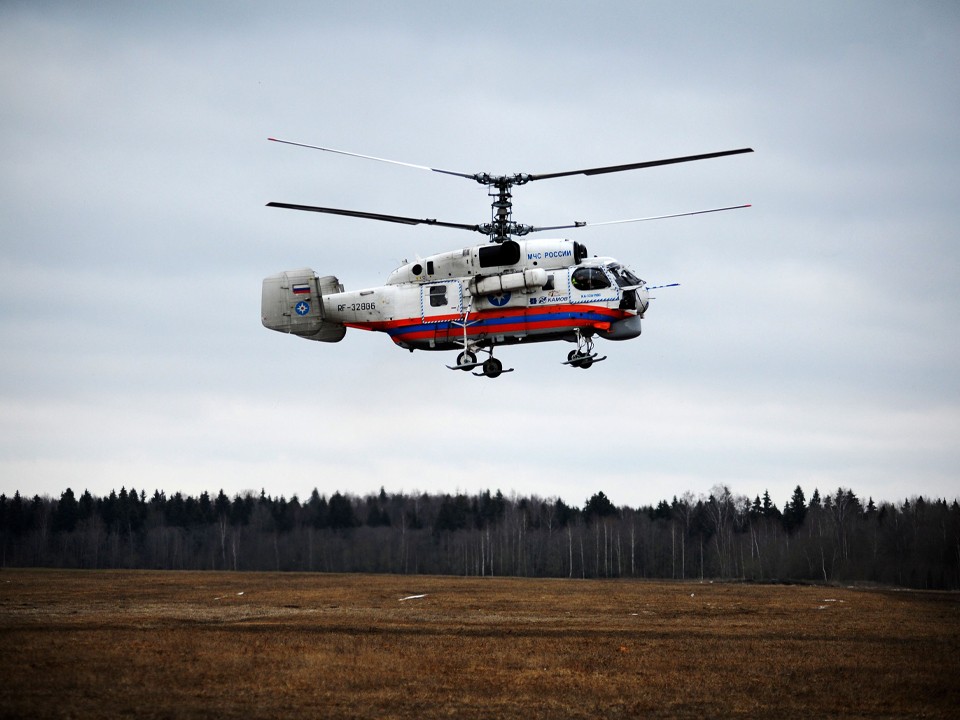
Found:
[475,173,534,243]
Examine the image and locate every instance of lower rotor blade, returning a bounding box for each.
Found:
[266,202,482,232]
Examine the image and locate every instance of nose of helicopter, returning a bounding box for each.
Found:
[635,284,650,315]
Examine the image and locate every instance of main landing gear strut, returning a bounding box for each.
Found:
[445,306,515,378]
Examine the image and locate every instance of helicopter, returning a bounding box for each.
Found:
[261,138,752,378]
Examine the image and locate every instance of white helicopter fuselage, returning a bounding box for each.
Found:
[262,238,649,362]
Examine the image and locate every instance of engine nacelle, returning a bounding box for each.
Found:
[261,269,346,342]
[473,268,548,295]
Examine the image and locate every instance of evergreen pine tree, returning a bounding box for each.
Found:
[53,488,79,533]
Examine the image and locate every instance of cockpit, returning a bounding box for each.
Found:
[570,263,645,292]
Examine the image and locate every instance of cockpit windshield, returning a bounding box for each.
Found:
[606,263,643,288]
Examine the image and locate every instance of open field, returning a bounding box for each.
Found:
[0,570,957,719]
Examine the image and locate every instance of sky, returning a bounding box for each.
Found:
[2,1,958,511]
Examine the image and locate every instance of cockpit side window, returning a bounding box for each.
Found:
[571,267,611,291]
[607,263,642,288]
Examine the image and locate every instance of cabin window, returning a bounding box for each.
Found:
[571,267,611,291]
[429,285,447,307]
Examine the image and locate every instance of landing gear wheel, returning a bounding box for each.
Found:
[567,349,590,368]
[456,350,477,369]
[482,357,503,378]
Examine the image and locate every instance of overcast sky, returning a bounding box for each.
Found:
[2,1,958,510]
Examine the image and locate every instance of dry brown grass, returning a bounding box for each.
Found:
[0,570,957,719]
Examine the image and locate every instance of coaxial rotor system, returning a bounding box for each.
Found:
[266,138,752,243]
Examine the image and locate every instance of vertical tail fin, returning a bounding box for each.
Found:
[261,269,346,342]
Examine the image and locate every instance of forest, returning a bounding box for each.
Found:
[1,484,958,589]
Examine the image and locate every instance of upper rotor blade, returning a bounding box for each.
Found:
[529,204,751,232]
[527,148,754,181]
[268,138,476,180]
[266,202,483,232]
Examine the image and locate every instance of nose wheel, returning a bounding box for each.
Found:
[566,349,594,368]
[563,331,607,369]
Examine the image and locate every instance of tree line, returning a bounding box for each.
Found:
[1,485,958,589]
